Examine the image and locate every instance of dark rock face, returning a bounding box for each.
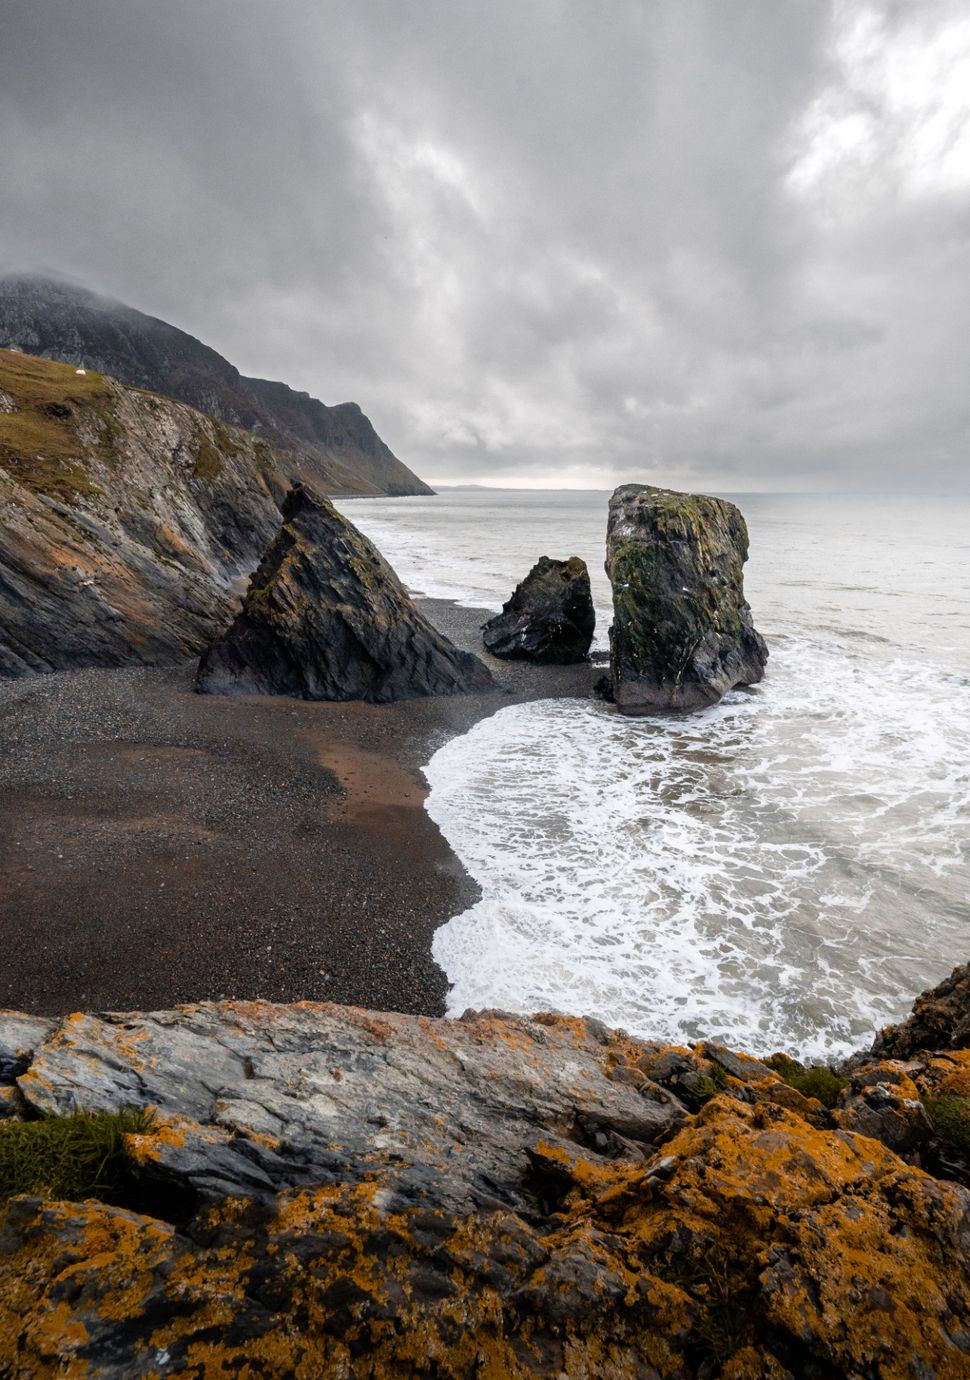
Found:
[196,483,494,702]
[0,274,433,497]
[606,483,768,713]
[482,556,595,664]
[3,1000,970,1376]
[871,960,970,1058]
[0,348,284,677]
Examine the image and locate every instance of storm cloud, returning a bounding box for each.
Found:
[2,0,969,489]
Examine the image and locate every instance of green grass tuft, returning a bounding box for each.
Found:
[923,1095,970,1160]
[192,433,224,482]
[765,1054,848,1108]
[0,1107,154,1205]
[660,1246,754,1366]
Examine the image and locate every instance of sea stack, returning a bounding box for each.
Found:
[605,484,767,713]
[482,556,595,664]
[196,483,494,702]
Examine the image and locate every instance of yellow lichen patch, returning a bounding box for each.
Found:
[929,1051,970,1098]
[124,1113,191,1165]
[3,1022,970,1377]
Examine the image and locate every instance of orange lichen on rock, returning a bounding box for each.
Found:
[3,997,970,1375]
[2,1093,969,1377]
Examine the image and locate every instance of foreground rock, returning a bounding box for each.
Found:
[482,555,595,663]
[606,484,768,712]
[2,1001,970,1376]
[196,483,494,701]
[0,349,285,676]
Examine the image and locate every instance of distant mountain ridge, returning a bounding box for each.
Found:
[0,275,432,497]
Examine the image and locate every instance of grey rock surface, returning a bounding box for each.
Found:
[5,1001,686,1207]
[2,1000,970,1376]
[0,347,285,675]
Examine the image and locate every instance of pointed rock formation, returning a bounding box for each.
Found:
[606,484,768,713]
[195,483,494,702]
[482,555,595,664]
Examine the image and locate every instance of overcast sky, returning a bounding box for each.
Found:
[2,1,969,490]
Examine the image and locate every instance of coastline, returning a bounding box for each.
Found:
[0,599,597,1017]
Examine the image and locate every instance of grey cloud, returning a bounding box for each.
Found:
[1,0,968,490]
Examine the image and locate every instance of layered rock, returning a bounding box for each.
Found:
[1,1001,969,1377]
[482,555,595,664]
[196,483,493,702]
[0,348,285,676]
[0,274,433,497]
[606,484,768,713]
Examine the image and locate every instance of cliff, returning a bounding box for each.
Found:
[0,348,292,676]
[0,275,433,498]
[1,987,969,1377]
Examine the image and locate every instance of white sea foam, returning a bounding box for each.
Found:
[426,636,970,1060]
[341,489,970,1059]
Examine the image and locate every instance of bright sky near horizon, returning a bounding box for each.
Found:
[2,1,969,491]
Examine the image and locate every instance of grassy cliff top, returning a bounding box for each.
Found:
[0,349,115,501]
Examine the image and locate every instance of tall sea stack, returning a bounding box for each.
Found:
[605,484,767,713]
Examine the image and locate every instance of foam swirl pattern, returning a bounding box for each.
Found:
[427,639,970,1058]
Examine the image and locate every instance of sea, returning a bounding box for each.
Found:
[334,489,970,1061]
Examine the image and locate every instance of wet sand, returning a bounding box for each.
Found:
[0,601,597,1016]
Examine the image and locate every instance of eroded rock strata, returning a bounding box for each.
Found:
[0,348,284,676]
[196,483,494,702]
[1,999,969,1376]
[482,555,595,664]
[606,484,768,713]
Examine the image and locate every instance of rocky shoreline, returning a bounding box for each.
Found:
[1,980,969,1376]
[0,599,595,1018]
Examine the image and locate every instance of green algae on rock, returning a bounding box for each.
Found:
[196,483,494,702]
[605,483,768,713]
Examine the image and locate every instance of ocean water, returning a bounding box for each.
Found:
[335,490,970,1059]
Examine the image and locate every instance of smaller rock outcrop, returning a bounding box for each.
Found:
[196,483,494,702]
[605,483,768,713]
[481,556,595,664]
[871,959,970,1059]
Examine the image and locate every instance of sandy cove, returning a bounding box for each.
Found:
[0,599,595,1016]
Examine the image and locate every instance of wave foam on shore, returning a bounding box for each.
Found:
[427,635,970,1060]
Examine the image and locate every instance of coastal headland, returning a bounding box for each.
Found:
[0,599,594,1017]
